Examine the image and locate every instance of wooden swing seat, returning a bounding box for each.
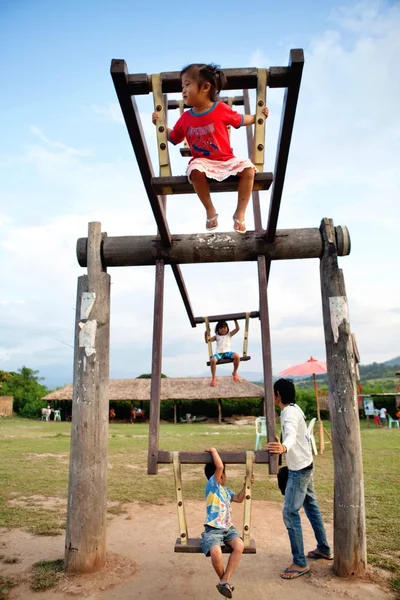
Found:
[207,356,251,367]
[175,538,256,554]
[151,172,273,195]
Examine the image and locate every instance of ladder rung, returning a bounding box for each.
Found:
[151,173,273,195]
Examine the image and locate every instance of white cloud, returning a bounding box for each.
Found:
[91,103,125,124]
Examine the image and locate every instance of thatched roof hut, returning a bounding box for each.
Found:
[42,377,264,423]
[43,377,264,401]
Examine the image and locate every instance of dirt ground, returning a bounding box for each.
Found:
[0,500,394,600]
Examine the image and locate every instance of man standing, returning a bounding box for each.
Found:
[267,378,332,580]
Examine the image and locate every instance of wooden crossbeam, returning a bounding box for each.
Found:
[195,311,259,324]
[158,451,270,464]
[77,227,351,269]
[265,49,304,243]
[151,172,273,195]
[124,66,292,96]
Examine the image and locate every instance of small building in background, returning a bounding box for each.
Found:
[0,396,13,417]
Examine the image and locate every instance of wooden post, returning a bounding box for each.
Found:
[319,218,366,577]
[173,400,177,425]
[65,222,111,574]
[218,399,222,424]
[258,256,278,475]
[148,259,165,474]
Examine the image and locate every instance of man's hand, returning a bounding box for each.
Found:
[152,112,159,125]
[266,435,286,454]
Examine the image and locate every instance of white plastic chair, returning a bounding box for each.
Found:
[307,417,318,456]
[254,416,267,450]
[388,415,399,429]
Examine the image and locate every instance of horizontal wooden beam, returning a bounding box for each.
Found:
[123,66,292,96]
[195,311,259,324]
[158,450,269,464]
[151,172,273,195]
[76,225,351,268]
[167,96,245,110]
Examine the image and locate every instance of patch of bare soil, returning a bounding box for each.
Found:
[0,501,395,600]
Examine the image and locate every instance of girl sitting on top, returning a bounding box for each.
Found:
[206,320,241,388]
[152,63,269,234]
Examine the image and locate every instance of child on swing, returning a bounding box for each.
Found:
[152,63,269,234]
[202,447,254,598]
[205,320,240,387]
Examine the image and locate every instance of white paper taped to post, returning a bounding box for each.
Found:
[79,320,97,357]
[329,296,349,344]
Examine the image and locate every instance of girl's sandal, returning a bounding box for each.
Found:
[206,214,219,231]
[216,582,233,598]
[233,217,246,234]
[232,373,241,383]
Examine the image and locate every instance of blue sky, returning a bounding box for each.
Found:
[1,0,399,388]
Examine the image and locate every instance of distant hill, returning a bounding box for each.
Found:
[383,356,400,367]
[249,357,400,388]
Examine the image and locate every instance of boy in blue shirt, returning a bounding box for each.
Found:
[201,447,253,599]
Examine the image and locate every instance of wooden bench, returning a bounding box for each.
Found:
[207,356,251,367]
[151,172,273,195]
[175,538,256,553]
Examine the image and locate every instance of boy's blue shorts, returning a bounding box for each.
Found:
[213,351,235,361]
[200,525,242,556]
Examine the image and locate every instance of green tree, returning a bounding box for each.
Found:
[136,373,167,379]
[0,366,49,416]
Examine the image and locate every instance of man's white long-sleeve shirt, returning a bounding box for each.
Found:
[281,404,312,471]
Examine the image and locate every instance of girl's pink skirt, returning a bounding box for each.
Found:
[186,157,257,183]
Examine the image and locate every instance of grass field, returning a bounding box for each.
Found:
[0,417,399,578]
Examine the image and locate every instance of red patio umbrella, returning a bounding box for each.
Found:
[278,356,327,378]
[278,356,327,414]
[278,357,328,453]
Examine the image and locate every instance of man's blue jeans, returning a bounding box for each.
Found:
[282,468,331,566]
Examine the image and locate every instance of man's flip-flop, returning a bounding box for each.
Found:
[307,550,334,560]
[216,582,233,598]
[280,566,310,580]
[206,214,219,231]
